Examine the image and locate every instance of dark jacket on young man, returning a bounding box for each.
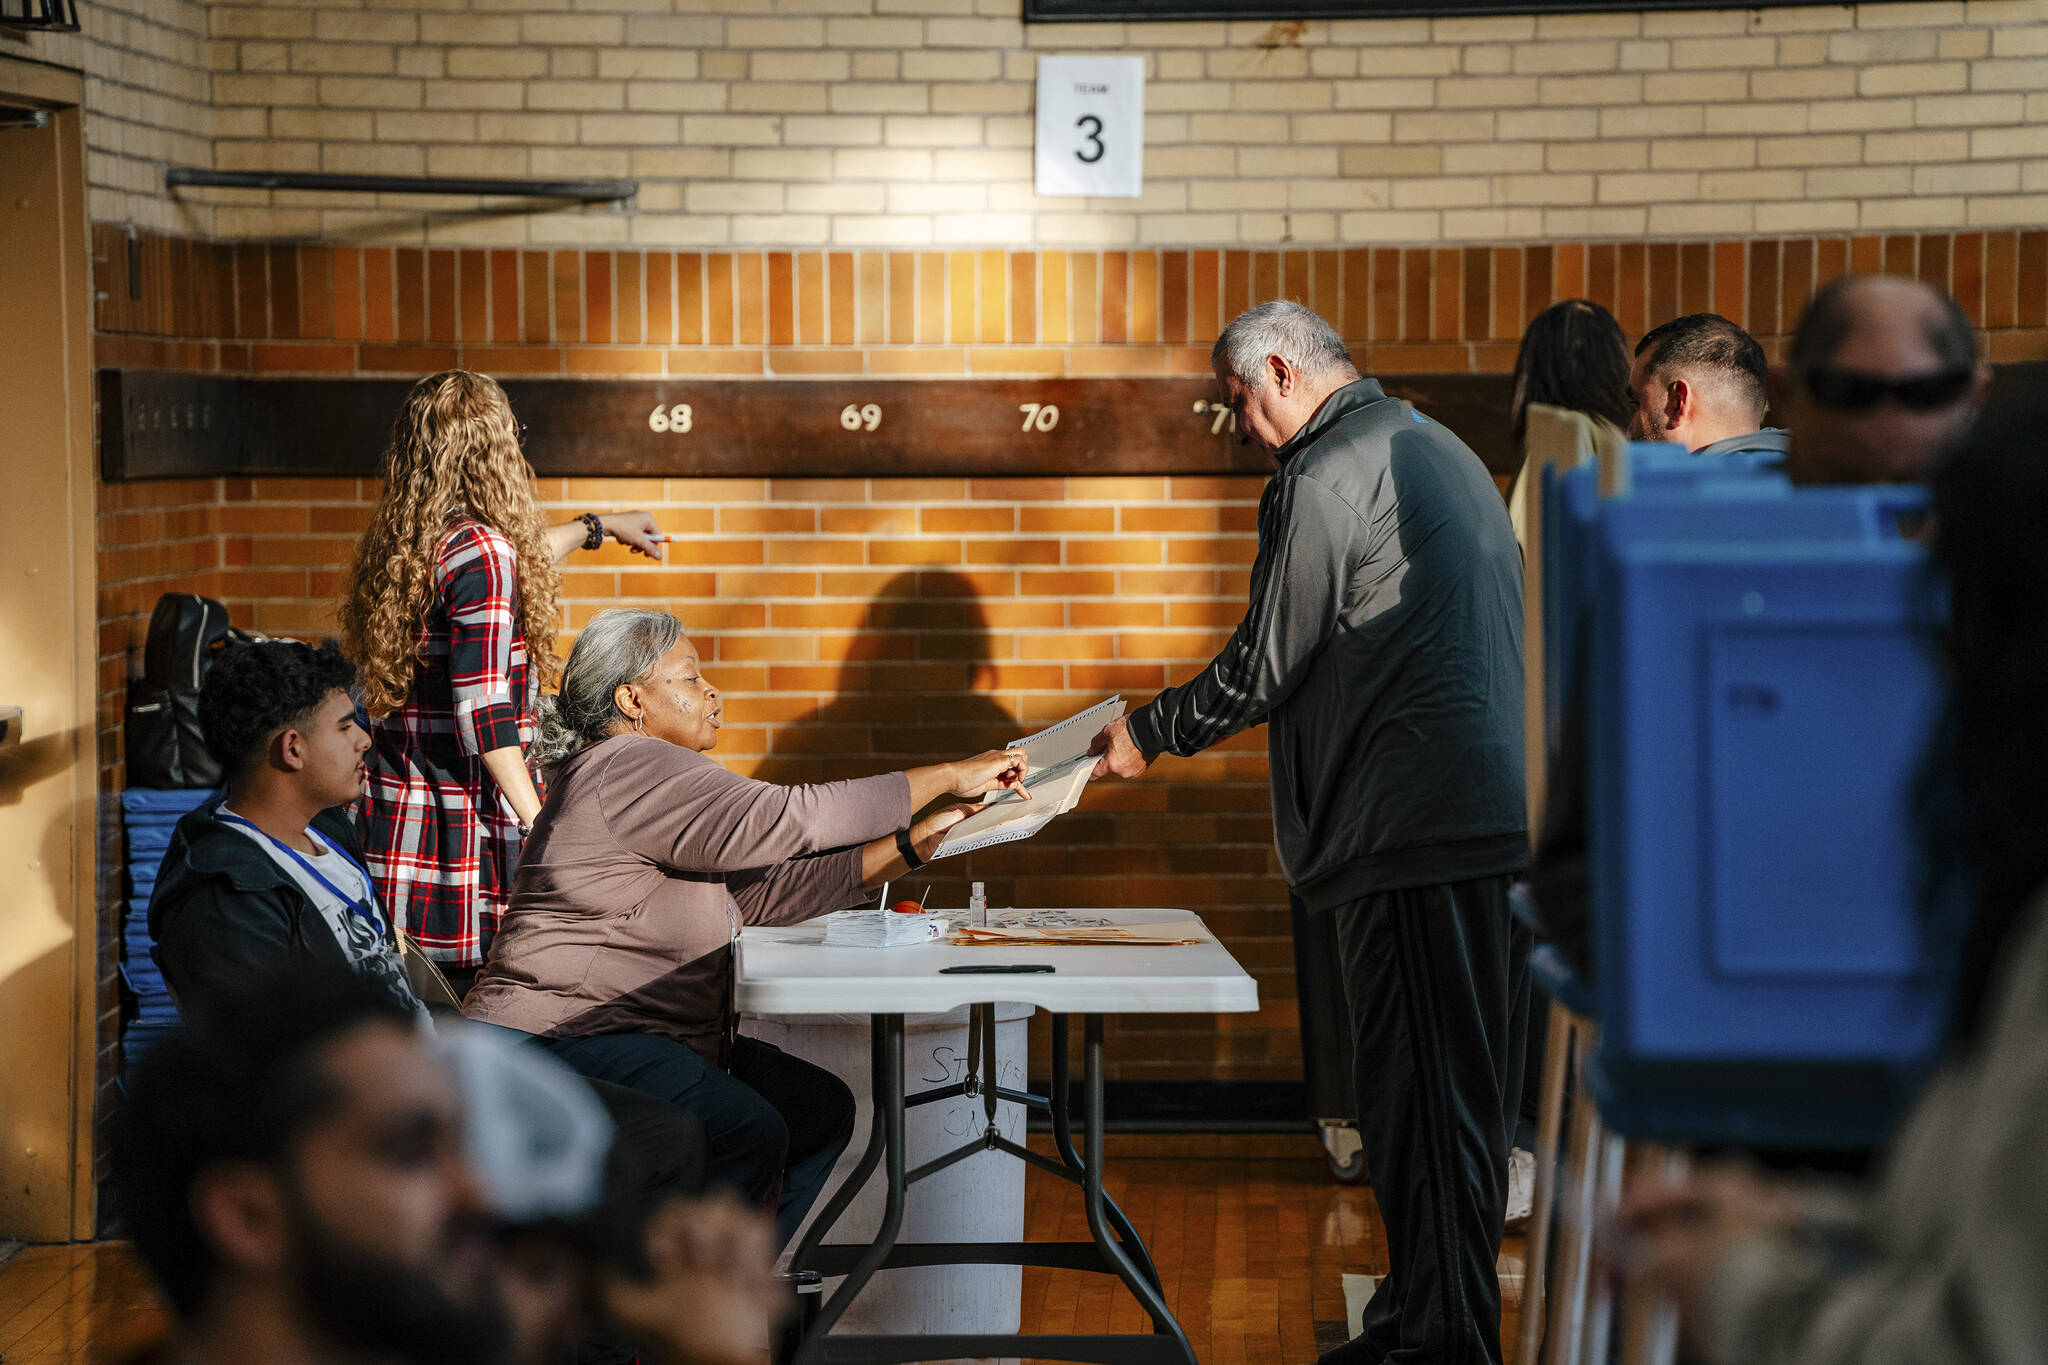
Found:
[148,800,382,1015]
[1126,376,1530,908]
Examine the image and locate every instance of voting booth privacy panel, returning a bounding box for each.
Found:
[1542,447,1945,1150]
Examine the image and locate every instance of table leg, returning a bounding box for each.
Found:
[1081,1014,1196,1363]
[792,1013,906,1365]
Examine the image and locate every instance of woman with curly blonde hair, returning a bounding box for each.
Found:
[339,369,664,982]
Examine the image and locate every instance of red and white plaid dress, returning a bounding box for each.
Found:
[362,517,538,967]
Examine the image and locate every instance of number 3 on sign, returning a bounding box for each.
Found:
[647,403,693,433]
[1018,403,1060,432]
[840,403,882,432]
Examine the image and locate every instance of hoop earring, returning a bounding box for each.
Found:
[631,714,645,735]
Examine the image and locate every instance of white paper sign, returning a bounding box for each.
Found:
[1034,55,1145,199]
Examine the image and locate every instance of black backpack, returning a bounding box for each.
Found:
[124,594,253,789]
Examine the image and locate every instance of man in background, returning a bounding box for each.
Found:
[1627,312,1786,459]
[1092,300,1530,1365]
[1778,274,1990,487]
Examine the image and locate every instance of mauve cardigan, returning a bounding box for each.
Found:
[463,733,910,1063]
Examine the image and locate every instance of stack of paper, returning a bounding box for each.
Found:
[931,696,1126,859]
[822,909,952,949]
[951,923,1205,948]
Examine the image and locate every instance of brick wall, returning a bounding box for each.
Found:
[7,0,213,232]
[176,0,2048,248]
[92,222,2048,1088]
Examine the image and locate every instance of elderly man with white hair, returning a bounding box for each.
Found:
[1090,300,1531,1365]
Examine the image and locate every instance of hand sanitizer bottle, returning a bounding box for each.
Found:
[969,881,987,928]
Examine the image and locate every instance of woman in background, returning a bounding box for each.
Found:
[1504,298,1634,545]
[339,370,664,990]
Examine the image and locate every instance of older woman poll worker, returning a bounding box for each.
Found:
[463,608,1030,1244]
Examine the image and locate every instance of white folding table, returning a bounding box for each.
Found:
[736,908,1259,1365]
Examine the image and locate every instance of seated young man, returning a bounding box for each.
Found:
[147,639,709,1230]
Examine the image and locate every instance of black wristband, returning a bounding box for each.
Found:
[895,828,925,870]
[579,512,605,550]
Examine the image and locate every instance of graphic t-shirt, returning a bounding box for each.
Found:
[217,805,428,1020]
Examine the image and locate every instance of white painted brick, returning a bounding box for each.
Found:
[1329,18,1434,44]
[213,8,316,39]
[1989,26,2048,56]
[683,115,786,146]
[1231,80,1337,111]
[1859,61,1969,94]
[888,181,987,212]
[1757,133,1863,166]
[727,18,825,47]
[1808,97,1916,130]
[733,148,831,180]
[1915,160,2021,192]
[1650,136,1754,169]
[630,216,732,247]
[427,144,531,178]
[782,114,887,146]
[702,54,748,81]
[1705,102,1813,134]
[1966,193,2048,226]
[1642,10,1751,36]
[1444,141,1541,173]
[924,17,1024,48]
[857,53,903,80]
[376,111,473,143]
[1512,41,1619,74]
[1433,16,1535,41]
[1311,49,1360,77]
[1188,112,1292,142]
[933,210,1031,241]
[904,50,999,81]
[878,114,983,146]
[213,73,318,104]
[1646,201,1753,233]
[532,146,629,178]
[419,14,518,44]
[1830,29,1940,63]
[1036,212,1140,244]
[1620,40,1672,70]
[1698,168,1805,199]
[317,11,414,43]
[1338,208,1445,240]
[1536,12,1641,38]
[1669,35,1778,68]
[629,148,732,178]
[1288,178,1392,209]
[986,116,1035,147]
[1858,1,1965,27]
[584,112,686,144]
[1806,165,1914,195]
[1462,44,1513,74]
[1443,207,1546,238]
[686,181,784,213]
[1776,35,1831,65]
[1333,79,1436,109]
[1645,71,1748,102]
[1190,178,1290,209]
[1919,92,2027,124]
[1972,56,2048,90]
[523,14,621,45]
[1391,176,1492,208]
[1206,48,1310,79]
[1597,170,1699,202]
[273,108,375,140]
[1598,104,1703,137]
[1757,199,1860,232]
[1341,144,1444,175]
[627,82,729,114]
[1539,74,1644,104]
[1291,112,1394,141]
[734,214,829,245]
[2025,162,2048,190]
[316,76,422,109]
[1436,77,1540,107]
[1150,81,1236,113]
[832,85,932,114]
[1539,205,1647,235]
[323,141,425,175]
[1752,67,1858,99]
[397,51,444,80]
[839,148,936,178]
[752,51,850,82]
[1508,108,1602,138]
[1972,124,2048,157]
[530,80,629,112]
[1867,128,1973,160]
[1239,145,1341,176]
[478,113,580,145]
[216,138,318,171]
[1500,171,1596,203]
[1548,139,1648,171]
[1939,29,1993,58]
[1861,194,1968,227]
[1748,6,1854,31]
[237,42,288,73]
[1136,213,1239,244]
[1391,110,1495,141]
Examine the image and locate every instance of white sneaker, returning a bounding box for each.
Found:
[1504,1146,1535,1231]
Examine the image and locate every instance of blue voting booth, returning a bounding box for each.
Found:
[1539,446,1945,1148]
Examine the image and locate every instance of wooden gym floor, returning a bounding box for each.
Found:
[0,1134,1523,1364]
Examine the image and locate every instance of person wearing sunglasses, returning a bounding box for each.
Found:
[1625,312,1786,461]
[1779,274,1990,487]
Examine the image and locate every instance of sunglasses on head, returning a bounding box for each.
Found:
[1801,366,1973,413]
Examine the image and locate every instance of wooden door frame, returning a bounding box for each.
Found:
[0,51,100,1241]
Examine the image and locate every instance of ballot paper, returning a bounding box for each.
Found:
[823,909,952,948]
[929,696,1126,859]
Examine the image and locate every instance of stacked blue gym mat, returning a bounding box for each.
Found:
[120,786,211,1063]
[1536,444,1945,1150]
